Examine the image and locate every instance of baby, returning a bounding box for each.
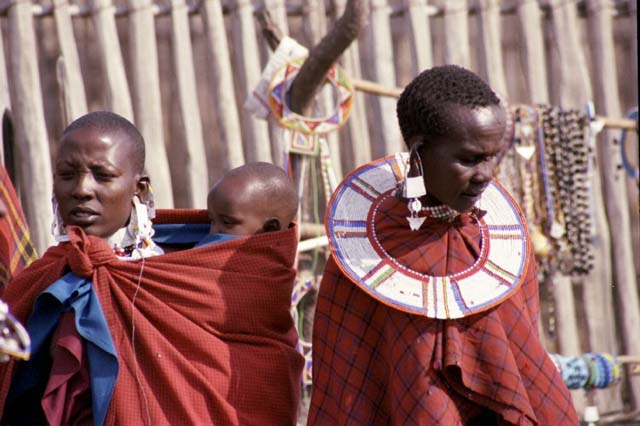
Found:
[199,162,298,246]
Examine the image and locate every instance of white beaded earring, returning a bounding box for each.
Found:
[403,142,427,231]
[51,196,70,242]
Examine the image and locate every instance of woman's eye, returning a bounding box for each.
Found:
[94,171,116,181]
[461,156,481,165]
[56,171,75,180]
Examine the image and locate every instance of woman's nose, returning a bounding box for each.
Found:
[71,173,94,198]
[472,159,496,183]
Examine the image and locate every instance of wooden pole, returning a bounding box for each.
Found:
[363,0,403,158]
[6,0,53,253]
[474,0,508,97]
[200,0,246,172]
[229,0,272,163]
[52,0,87,123]
[168,0,208,208]
[403,0,433,75]
[127,0,174,208]
[302,0,343,179]
[262,0,290,168]
[0,19,10,166]
[515,0,549,104]
[586,0,640,408]
[88,0,134,120]
[442,0,471,68]
[334,0,371,171]
[547,0,611,414]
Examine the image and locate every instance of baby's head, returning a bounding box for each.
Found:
[207,162,298,235]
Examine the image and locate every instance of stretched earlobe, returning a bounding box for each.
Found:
[135,176,155,220]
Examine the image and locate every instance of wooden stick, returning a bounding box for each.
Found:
[168,0,208,208]
[52,0,87,123]
[350,78,637,130]
[228,0,272,163]
[128,0,174,208]
[364,0,403,157]
[586,0,640,407]
[200,0,246,171]
[89,0,134,120]
[0,0,633,19]
[6,0,53,252]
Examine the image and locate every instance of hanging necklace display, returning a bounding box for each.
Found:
[513,105,553,261]
[540,105,594,275]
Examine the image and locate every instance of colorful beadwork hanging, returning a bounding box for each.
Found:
[268,57,354,156]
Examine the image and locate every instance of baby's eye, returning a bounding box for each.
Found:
[220,216,238,226]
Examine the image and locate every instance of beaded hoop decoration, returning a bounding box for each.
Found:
[326,153,530,319]
[268,57,354,155]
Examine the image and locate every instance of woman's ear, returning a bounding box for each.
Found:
[262,218,282,233]
[135,175,151,202]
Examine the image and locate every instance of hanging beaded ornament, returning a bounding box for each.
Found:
[540,106,594,275]
[0,300,30,362]
[268,57,353,156]
[326,153,530,319]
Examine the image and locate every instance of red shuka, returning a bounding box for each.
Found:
[1,219,303,425]
[308,198,579,425]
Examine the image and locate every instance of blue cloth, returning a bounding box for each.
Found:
[7,272,117,426]
[194,233,239,248]
[152,223,210,245]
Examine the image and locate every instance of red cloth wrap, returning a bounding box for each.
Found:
[308,196,578,425]
[1,212,303,425]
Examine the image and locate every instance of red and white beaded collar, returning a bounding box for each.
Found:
[325,153,531,319]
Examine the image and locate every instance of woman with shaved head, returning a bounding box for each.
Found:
[0,112,303,425]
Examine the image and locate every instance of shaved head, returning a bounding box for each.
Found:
[207,162,299,235]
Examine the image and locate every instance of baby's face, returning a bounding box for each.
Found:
[207,179,270,235]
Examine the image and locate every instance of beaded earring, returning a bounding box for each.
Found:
[131,195,154,248]
[403,142,427,231]
[51,196,70,242]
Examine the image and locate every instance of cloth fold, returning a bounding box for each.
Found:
[309,199,578,425]
[1,211,303,426]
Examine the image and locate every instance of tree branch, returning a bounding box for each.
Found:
[257,0,368,115]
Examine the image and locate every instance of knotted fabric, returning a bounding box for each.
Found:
[0,212,303,425]
[308,195,578,425]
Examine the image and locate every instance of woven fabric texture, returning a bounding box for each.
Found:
[0,166,36,290]
[308,196,578,425]
[0,212,303,425]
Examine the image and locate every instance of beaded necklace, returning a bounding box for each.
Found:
[327,153,530,319]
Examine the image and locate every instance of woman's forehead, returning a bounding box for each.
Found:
[58,127,136,163]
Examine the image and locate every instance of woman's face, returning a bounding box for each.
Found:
[419,105,506,213]
[53,127,145,239]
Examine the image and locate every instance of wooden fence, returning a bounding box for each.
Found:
[0,0,637,420]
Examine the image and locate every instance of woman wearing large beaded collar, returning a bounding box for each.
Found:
[309,65,578,425]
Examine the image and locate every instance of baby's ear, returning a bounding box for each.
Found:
[262,218,281,233]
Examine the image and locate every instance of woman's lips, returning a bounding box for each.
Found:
[68,207,99,225]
